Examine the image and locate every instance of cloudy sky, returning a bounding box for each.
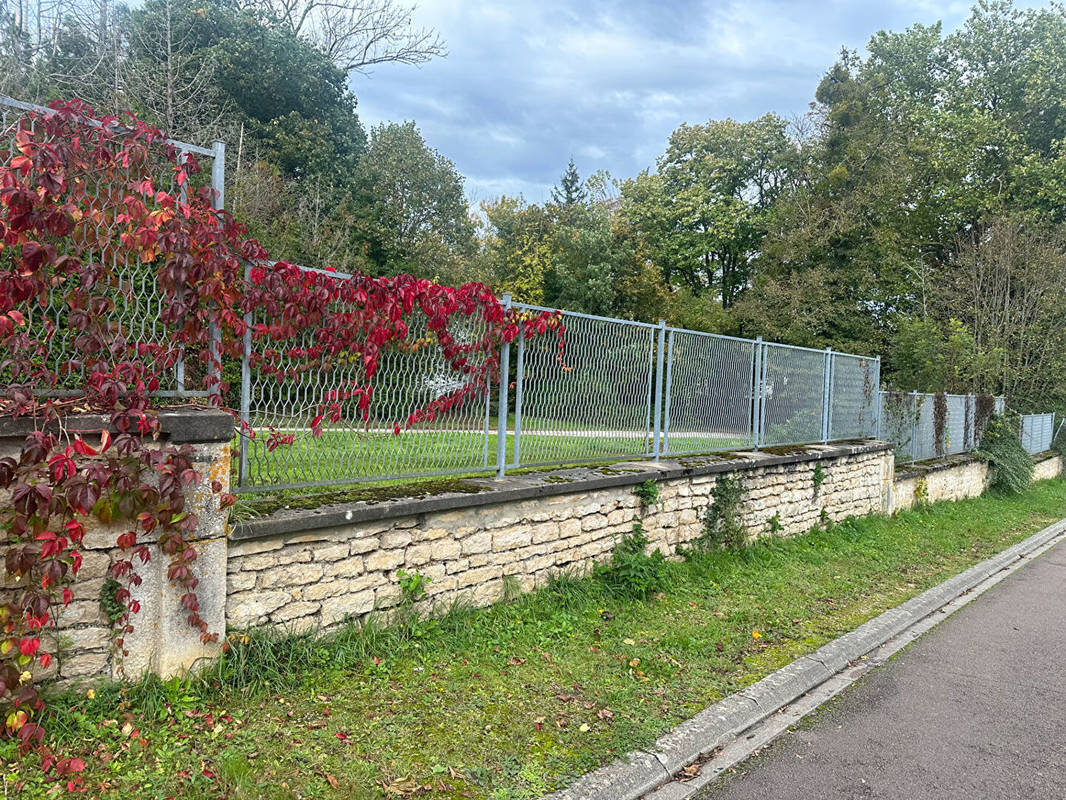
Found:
[353,0,1044,204]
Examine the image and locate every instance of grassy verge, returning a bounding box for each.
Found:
[9,478,1066,799]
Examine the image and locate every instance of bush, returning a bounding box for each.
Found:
[976,414,1033,494]
[594,524,667,599]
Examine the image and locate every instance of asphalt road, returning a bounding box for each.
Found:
[698,537,1066,800]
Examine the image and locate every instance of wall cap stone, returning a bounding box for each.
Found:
[232,440,895,542]
[0,406,233,444]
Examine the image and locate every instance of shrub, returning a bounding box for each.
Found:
[697,474,747,550]
[976,414,1033,494]
[633,479,660,507]
[594,524,667,599]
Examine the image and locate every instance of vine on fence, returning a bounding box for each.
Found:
[933,392,948,457]
[0,100,560,783]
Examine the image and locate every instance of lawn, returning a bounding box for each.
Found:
[10,478,1066,799]
[237,425,751,490]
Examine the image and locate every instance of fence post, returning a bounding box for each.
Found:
[821,347,832,443]
[512,323,525,469]
[238,261,252,489]
[206,140,226,397]
[662,328,676,458]
[910,391,920,463]
[753,337,764,449]
[495,294,512,479]
[652,320,666,461]
[873,356,882,440]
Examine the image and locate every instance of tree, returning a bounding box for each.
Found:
[240,0,444,73]
[621,114,792,307]
[351,121,474,279]
[551,158,587,207]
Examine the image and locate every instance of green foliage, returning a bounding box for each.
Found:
[1052,421,1066,456]
[766,512,783,535]
[633,479,660,507]
[976,414,1034,494]
[397,570,432,605]
[99,578,125,626]
[593,524,668,599]
[812,463,826,489]
[697,474,747,550]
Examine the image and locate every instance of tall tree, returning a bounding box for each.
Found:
[351,121,474,280]
[621,113,792,308]
[551,158,587,207]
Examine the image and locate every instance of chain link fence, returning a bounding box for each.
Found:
[236,294,883,491]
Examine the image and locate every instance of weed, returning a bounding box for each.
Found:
[593,524,667,598]
[98,578,124,625]
[812,463,826,489]
[633,479,660,507]
[696,473,746,550]
[767,512,783,535]
[914,475,930,506]
[397,569,432,605]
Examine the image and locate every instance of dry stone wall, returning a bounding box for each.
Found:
[227,444,894,633]
[891,452,1062,512]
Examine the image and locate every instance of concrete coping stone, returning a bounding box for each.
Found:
[232,440,895,541]
[0,406,234,444]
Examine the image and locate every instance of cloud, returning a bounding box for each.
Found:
[352,0,1051,204]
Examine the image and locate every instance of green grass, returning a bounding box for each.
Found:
[237,426,747,490]
[11,478,1066,799]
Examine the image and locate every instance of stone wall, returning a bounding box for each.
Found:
[0,410,231,685]
[226,443,894,633]
[8,405,1059,687]
[891,451,1062,512]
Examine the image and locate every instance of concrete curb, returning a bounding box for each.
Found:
[542,517,1066,800]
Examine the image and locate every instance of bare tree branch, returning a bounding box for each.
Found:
[240,0,445,74]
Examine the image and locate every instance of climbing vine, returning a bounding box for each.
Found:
[0,100,560,782]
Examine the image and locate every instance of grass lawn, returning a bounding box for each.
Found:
[10,478,1066,799]
[237,426,750,490]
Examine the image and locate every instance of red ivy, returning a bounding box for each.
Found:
[0,100,561,778]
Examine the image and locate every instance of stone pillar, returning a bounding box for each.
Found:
[0,408,232,684]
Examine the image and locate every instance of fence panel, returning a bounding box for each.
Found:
[1,95,222,397]
[760,343,826,446]
[829,353,879,440]
[661,330,754,456]
[1020,413,1056,455]
[240,268,493,490]
[510,307,656,467]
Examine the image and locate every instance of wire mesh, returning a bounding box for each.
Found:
[942,394,968,455]
[661,330,754,456]
[1020,413,1055,455]
[829,353,879,440]
[240,267,494,489]
[510,306,655,467]
[0,95,220,397]
[760,343,826,446]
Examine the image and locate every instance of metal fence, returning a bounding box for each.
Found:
[0,94,225,396]
[1020,413,1057,455]
[236,287,881,491]
[876,392,1013,462]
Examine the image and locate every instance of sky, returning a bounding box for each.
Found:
[352,0,1045,205]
